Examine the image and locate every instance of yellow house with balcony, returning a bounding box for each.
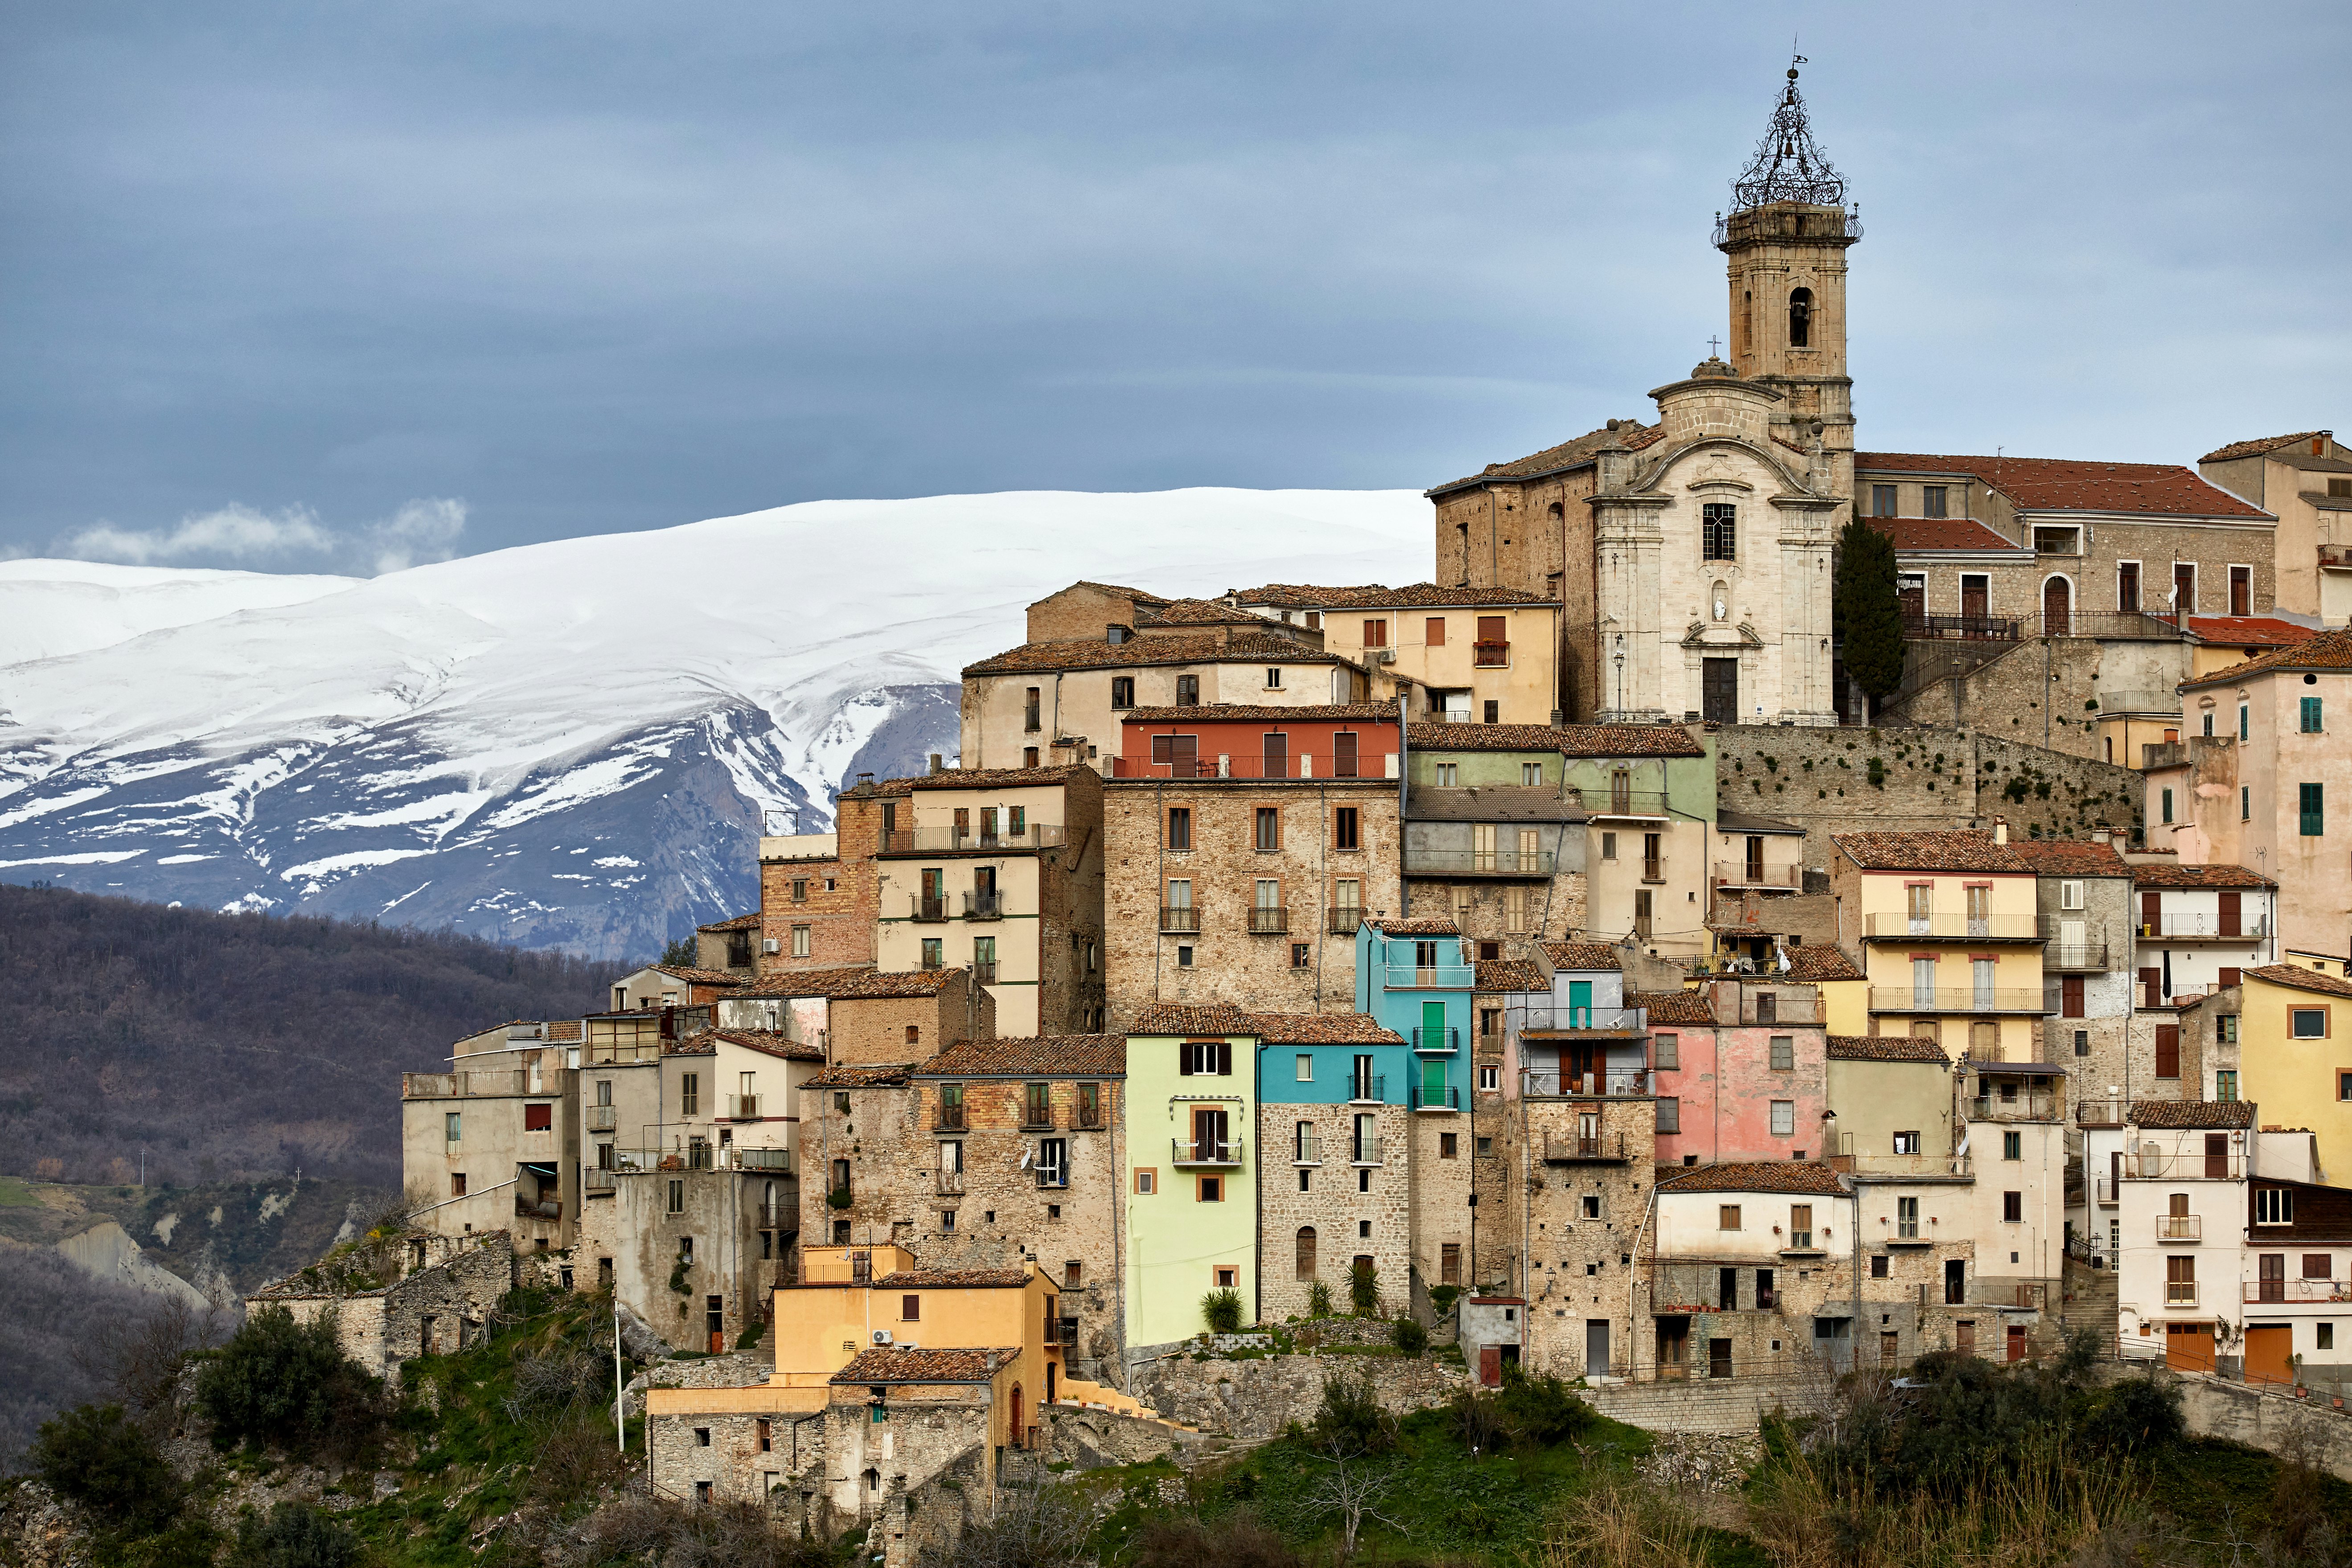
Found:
[2237,965,2352,1184]
[1830,826,2049,1061]
[1224,584,1564,727]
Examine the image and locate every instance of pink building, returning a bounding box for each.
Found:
[1648,978,1831,1168]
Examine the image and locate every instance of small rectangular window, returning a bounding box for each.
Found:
[1654,1032,1679,1070]
[2255,1188,2294,1225]
[2242,785,2252,821]
[524,1102,553,1132]
[1334,806,1360,851]
[1656,1097,1680,1133]
[1425,617,1446,647]
[1199,1176,1222,1203]
[1134,1169,1156,1195]
[1893,1131,1921,1154]
[2003,1130,2021,1162]
[791,924,811,957]
[2294,1008,2329,1039]
[1719,1204,1742,1231]
[1256,807,1281,851]
[2003,1191,2023,1223]
[2302,697,2323,734]
[1770,1100,1795,1137]
[1701,502,1737,561]
[1111,676,1134,710]
[903,1295,920,1321]
[1871,484,1896,517]
[445,1111,461,1143]
[2301,782,2325,837]
[1363,619,1387,649]
[1769,1036,1794,1071]
[1922,485,1948,519]
[1479,1064,1500,1091]
[2162,788,2174,825]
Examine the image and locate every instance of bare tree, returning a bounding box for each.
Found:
[940,1483,1096,1568]
[1300,1436,1400,1559]
[71,1293,227,1430]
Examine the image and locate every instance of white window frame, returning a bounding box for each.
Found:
[2060,880,2084,911]
[2115,558,2143,613]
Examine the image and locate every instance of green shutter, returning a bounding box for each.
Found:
[2302,783,2325,837]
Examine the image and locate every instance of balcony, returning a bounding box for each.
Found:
[1472,640,1511,667]
[1543,1133,1630,1163]
[1965,1093,2059,1122]
[964,891,1003,919]
[1713,860,1803,890]
[2155,1215,2202,1242]
[2076,1098,2130,1128]
[1871,988,2049,1014]
[2164,1282,2200,1308]
[2245,1279,2352,1303]
[937,1168,966,1195]
[1522,1069,1650,1098]
[403,1070,529,1099]
[721,1095,762,1121]
[1735,990,1822,1025]
[1401,847,1556,878]
[1383,963,1476,989]
[932,1108,967,1133]
[587,1105,617,1133]
[1292,1133,1320,1166]
[2049,611,2192,641]
[1348,1074,1386,1104]
[1411,1084,1461,1112]
[516,1194,563,1223]
[1328,907,1365,935]
[1781,1231,1820,1255]
[2322,544,2352,571]
[1641,857,1667,884]
[1412,1026,1460,1054]
[1904,612,2021,643]
[1248,906,1289,935]
[2044,942,2110,972]
[1864,912,2043,941]
[1171,1138,1244,1167]
[1572,788,1671,819]
[1519,1005,1646,1034]
[1074,1105,1106,1132]
[2138,915,2270,941]
[2126,1150,2245,1179]
[1160,906,1200,934]
[1350,1134,1383,1166]
[881,825,1068,855]
[583,1168,615,1195]
[2094,690,2183,717]
[913,898,950,923]
[973,961,998,985]
[1035,1163,1069,1190]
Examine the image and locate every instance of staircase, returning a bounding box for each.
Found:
[2060,1257,2119,1358]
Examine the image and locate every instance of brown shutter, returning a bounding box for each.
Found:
[2155,1025,2180,1078]
[2218,891,2241,936]
[2140,891,2160,933]
[2062,975,2084,1018]
[1178,1044,1193,1076]
[2220,967,2241,989]
[1218,1040,1233,1076]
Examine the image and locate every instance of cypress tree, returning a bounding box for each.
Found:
[1835,516,1908,712]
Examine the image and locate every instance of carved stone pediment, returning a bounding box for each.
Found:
[1680,621,1766,650]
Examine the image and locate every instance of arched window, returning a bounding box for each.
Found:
[1547,501,1564,521]
[1296,1226,1318,1279]
[1788,287,1814,348]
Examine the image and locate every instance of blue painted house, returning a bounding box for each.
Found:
[1352,917,1474,1112]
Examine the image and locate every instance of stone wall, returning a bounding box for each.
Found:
[247,1233,514,1382]
[759,786,882,977]
[1257,1101,1415,1323]
[2170,1371,2352,1482]
[1712,726,2143,864]
[1128,1351,1464,1440]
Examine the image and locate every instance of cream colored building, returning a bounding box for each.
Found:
[1225,585,1563,727]
[2200,431,2352,627]
[400,1019,580,1252]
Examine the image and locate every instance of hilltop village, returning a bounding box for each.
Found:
[244,67,2352,1566]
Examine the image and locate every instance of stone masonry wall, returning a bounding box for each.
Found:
[761,790,884,978]
[1257,1102,1414,1324]
[1712,725,2143,867]
[1129,1351,1465,1440]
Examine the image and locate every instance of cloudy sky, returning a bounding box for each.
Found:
[4,1,2345,574]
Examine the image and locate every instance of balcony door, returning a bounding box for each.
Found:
[1568,979,1593,1029]
[1422,1000,1446,1053]
[2042,576,2071,636]
[1192,1107,1228,1162]
[1420,1055,1446,1105]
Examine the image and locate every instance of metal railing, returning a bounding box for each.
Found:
[882,825,1068,854]
[2156,1215,2202,1241]
[2077,1099,2130,1127]
[2321,544,2352,570]
[1348,1074,1386,1104]
[1905,612,2021,642]
[965,891,1002,919]
[1401,848,1556,876]
[1350,1133,1384,1165]
[1411,1084,1461,1111]
[1171,1138,1243,1166]
[2126,1150,2245,1179]
[738,1146,794,1172]
[1523,1069,1650,1098]
[2051,611,2193,641]
[937,1168,966,1195]
[1248,906,1289,935]
[1965,1094,2058,1122]
[1872,988,2048,1013]
[933,1108,967,1133]
[1412,1026,1459,1053]
[1642,856,1667,884]
[2245,1279,2352,1303]
[973,961,998,985]
[2139,915,2270,940]
[1160,906,1200,933]
[1574,788,1673,818]
[1519,1005,1646,1032]
[1292,1132,1319,1165]
[1864,913,2043,940]
[1328,907,1364,935]
[722,1095,761,1121]
[1021,1107,1057,1131]
[1383,964,1476,989]
[2044,943,2110,971]
[583,1168,615,1194]
[1472,640,1511,667]
[587,1105,617,1132]
[1713,860,1803,889]
[2165,1282,2200,1307]
[1544,1133,1629,1162]
[914,898,949,923]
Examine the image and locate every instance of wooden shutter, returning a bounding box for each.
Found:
[2218,891,2241,936]
[1477,616,1506,642]
[1217,1040,1233,1076]
[2140,891,2160,934]
[2220,967,2241,989]
[2062,975,2083,1018]
[1333,731,1358,778]
[1178,1043,1194,1076]
[2155,1025,2180,1078]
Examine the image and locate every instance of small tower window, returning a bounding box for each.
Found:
[1788,287,1814,348]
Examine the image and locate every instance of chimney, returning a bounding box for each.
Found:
[929,753,944,775]
[1992,815,2008,845]
[2090,827,2110,846]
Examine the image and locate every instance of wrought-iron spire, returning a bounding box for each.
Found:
[1729,56,1847,211]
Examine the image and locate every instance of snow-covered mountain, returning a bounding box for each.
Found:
[0,490,1428,957]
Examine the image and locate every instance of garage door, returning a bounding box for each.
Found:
[2244,1325,2294,1386]
[2164,1322,2215,1374]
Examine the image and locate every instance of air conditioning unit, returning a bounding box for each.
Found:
[1374,648,1397,664]
[762,938,781,955]
[871,1330,893,1346]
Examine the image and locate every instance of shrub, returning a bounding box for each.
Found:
[1428,1283,1461,1318]
[1201,1288,1245,1334]
[1129,1512,1300,1568]
[29,1402,181,1532]
[227,1502,357,1568]
[1348,1257,1379,1316]
[1309,1371,1395,1457]
[1390,1317,1428,1356]
[826,1187,854,1210]
[1306,1281,1333,1318]
[193,1305,387,1461]
[1494,1364,1599,1448]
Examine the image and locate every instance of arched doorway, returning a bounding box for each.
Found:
[1010,1383,1023,1449]
[2042,575,2073,637]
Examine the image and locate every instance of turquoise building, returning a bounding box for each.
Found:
[1352,917,1474,1112]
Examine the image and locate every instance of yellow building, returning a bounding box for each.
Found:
[1830,826,2048,1061]
[1225,584,1565,727]
[2238,965,2352,1184]
[1786,944,1869,1036]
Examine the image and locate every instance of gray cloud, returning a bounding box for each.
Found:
[53,499,466,576]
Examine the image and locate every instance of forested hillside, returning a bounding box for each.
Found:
[0,885,616,1187]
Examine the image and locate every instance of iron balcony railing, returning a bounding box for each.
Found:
[964,891,1002,919]
[2164,1282,2200,1307]
[2138,914,2270,940]
[1411,1084,1461,1111]
[881,825,1068,854]
[1523,1069,1650,1098]
[1871,987,2048,1014]
[1965,1094,2059,1122]
[1543,1133,1630,1162]
[1400,848,1556,877]
[2245,1279,2352,1303]
[1518,1005,1646,1033]
[1864,912,2043,940]
[933,1106,967,1133]
[2155,1215,2202,1242]
[1021,1105,1056,1131]
[1348,1074,1386,1104]
[1171,1138,1244,1167]
[1904,612,2020,642]
[2049,611,2193,641]
[972,961,998,985]
[1412,1026,1459,1054]
[721,1095,761,1121]
[2044,943,2110,972]
[1327,907,1364,935]
[1292,1132,1320,1165]
[1248,906,1289,935]
[1571,788,1672,818]
[1350,1133,1383,1165]
[587,1105,617,1132]
[2126,1150,2245,1179]
[736,1146,793,1173]
[1472,640,1511,667]
[1713,860,1803,889]
[2322,544,2352,570]
[1382,963,1477,989]
[914,898,949,923]
[1160,906,1200,933]
[583,1168,615,1194]
[2076,1098,2130,1128]
[1641,856,1667,884]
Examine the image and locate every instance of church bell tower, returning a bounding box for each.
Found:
[1716,60,1859,505]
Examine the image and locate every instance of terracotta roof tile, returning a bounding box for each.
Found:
[1475,959,1547,993]
[1855,452,2271,520]
[915,1036,1126,1077]
[739,967,966,1001]
[712,1028,825,1063]
[1248,1012,1403,1045]
[1122,703,1399,722]
[1224,583,1395,609]
[802,1063,912,1089]
[2201,431,2331,464]
[1660,1161,1847,1196]
[1632,989,1716,1025]
[1825,1034,1950,1063]
[1371,917,1460,935]
[2129,1100,2256,1129]
[2246,964,2352,1000]
[2130,862,2277,890]
[902,766,1089,792]
[963,628,1348,677]
[1866,517,2028,553]
[1428,420,1662,494]
[871,1268,1030,1289]
[2187,616,2321,649]
[1782,946,1864,982]
[829,1347,1018,1384]
[696,912,763,933]
[2005,838,2131,875]
[1142,598,1265,627]
[1833,829,2031,873]
[1127,1003,1257,1036]
[1558,724,1708,758]
[1407,722,1565,751]
[1229,583,1555,609]
[1542,941,1624,972]
[651,964,753,988]
[2182,627,2352,691]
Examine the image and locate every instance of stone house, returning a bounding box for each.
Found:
[1401,722,1589,950]
[2198,430,2352,627]
[1703,807,1811,969]
[1225,584,1565,726]
[608,964,750,1012]
[2007,837,2135,1103]
[245,1230,515,1381]
[1562,723,1716,964]
[1520,1089,1658,1381]
[402,1020,579,1253]
[694,911,765,980]
[1647,1162,1861,1379]
[722,965,996,1067]
[1100,705,1403,1026]
[756,777,887,975]
[869,764,1105,1036]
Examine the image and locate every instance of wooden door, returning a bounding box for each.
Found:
[1703,658,1739,724]
[1262,731,1288,779]
[2218,891,2241,936]
[2164,1323,2214,1374]
[1585,1320,1611,1378]
[2258,1253,2285,1303]
[1955,1320,1975,1357]
[2042,576,2071,636]
[2155,1026,2180,1079]
[2006,1324,2027,1363]
[2245,1325,2295,1385]
[2062,975,2084,1018]
[1657,1319,1690,1380]
[1568,980,1593,1030]
[1010,1383,1023,1444]
[1479,1345,1502,1387]
[1880,1331,1900,1367]
[2140,892,2162,935]
[1708,1338,1733,1379]
[1745,836,1766,881]
[1899,575,1925,624]
[2174,563,2196,618]
[1962,575,1988,621]
[1193,1107,1227,1160]
[2204,1133,2229,1179]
